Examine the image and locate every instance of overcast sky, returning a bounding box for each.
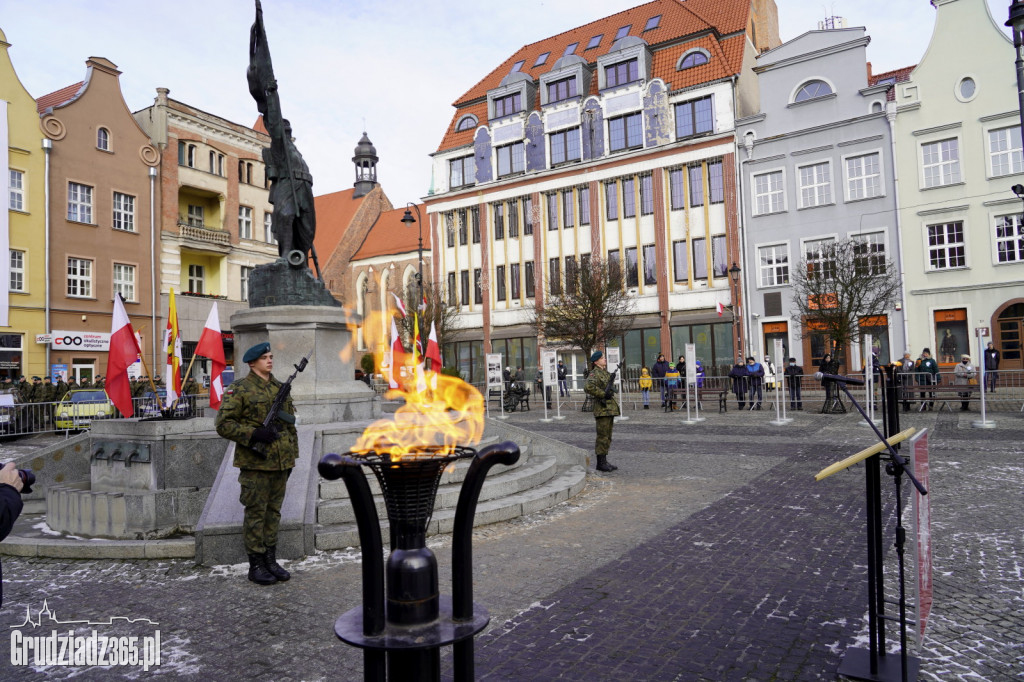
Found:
[0,0,1011,207]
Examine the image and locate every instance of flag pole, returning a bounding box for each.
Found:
[133,325,160,395]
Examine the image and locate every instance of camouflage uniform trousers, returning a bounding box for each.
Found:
[238,468,291,555]
[594,416,615,457]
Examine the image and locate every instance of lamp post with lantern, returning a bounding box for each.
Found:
[728,262,742,358]
[400,203,426,350]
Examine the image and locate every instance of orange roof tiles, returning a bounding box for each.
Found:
[868,64,914,101]
[437,0,753,152]
[36,82,84,114]
[312,188,364,264]
[352,205,426,261]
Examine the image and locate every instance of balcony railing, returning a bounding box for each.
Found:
[178,221,231,245]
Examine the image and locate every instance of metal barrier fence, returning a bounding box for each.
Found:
[0,395,205,438]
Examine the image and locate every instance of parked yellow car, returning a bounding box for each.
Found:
[55,389,114,430]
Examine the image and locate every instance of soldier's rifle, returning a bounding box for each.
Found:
[253,347,313,456]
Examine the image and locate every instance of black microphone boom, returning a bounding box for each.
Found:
[814,371,865,386]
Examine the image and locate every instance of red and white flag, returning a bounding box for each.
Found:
[716,301,725,317]
[389,317,404,389]
[195,302,226,409]
[390,292,407,318]
[106,295,142,417]
[425,321,442,370]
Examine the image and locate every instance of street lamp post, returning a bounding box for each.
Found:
[401,204,425,351]
[728,262,742,358]
[1007,2,1024,157]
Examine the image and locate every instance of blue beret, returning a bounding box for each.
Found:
[243,342,272,364]
[590,351,603,363]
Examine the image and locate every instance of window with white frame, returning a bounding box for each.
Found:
[989,126,1023,177]
[239,206,253,239]
[241,265,252,302]
[846,152,881,200]
[67,257,92,297]
[852,232,886,275]
[798,161,832,208]
[758,244,789,286]
[496,142,524,177]
[67,182,93,223]
[804,237,836,280]
[927,222,965,270]
[113,263,136,302]
[97,127,110,151]
[994,214,1024,263]
[264,212,274,243]
[187,204,204,227]
[112,192,135,232]
[9,250,25,292]
[753,171,784,215]
[922,138,961,188]
[9,170,24,211]
[449,155,475,187]
[188,264,205,294]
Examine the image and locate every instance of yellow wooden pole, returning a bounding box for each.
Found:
[814,427,917,482]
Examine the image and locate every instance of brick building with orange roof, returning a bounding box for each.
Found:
[426,0,780,385]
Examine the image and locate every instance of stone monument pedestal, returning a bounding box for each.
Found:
[230,305,380,424]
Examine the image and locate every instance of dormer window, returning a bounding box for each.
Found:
[605,59,639,89]
[795,79,833,103]
[494,93,522,118]
[644,15,661,32]
[586,34,603,50]
[563,42,578,56]
[678,50,709,70]
[534,52,550,67]
[547,76,578,104]
[456,114,478,132]
[96,127,110,151]
[615,25,631,40]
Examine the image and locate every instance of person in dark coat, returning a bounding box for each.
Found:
[917,348,939,411]
[983,342,999,393]
[897,351,916,412]
[729,358,748,410]
[0,461,25,607]
[557,360,568,396]
[784,358,803,410]
[745,357,764,410]
[675,355,687,383]
[818,352,840,410]
[651,354,670,407]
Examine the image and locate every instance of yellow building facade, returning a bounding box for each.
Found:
[1,28,47,380]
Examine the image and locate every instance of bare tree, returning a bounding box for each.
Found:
[529,256,637,360]
[397,280,461,358]
[790,238,901,358]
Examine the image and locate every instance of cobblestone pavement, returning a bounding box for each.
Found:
[0,404,1020,680]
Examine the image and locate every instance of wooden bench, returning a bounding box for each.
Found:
[698,387,729,413]
[663,386,728,413]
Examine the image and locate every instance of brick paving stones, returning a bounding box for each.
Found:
[0,406,1020,680]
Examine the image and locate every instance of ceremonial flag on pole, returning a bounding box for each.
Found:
[389,317,403,389]
[716,301,724,317]
[195,302,226,409]
[418,294,427,312]
[107,295,142,417]
[163,289,183,407]
[426,322,442,370]
[390,292,407,318]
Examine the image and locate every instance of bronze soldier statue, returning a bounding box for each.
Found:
[247,1,322,279]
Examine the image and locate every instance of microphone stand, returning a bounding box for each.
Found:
[835,362,924,682]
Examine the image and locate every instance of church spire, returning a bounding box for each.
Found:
[352,131,378,198]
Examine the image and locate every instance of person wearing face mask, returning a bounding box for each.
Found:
[953,354,976,411]
[784,357,803,410]
[897,351,916,412]
[651,354,670,407]
[745,357,764,410]
[729,358,748,410]
[983,342,999,393]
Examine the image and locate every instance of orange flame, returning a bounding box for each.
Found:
[351,370,485,461]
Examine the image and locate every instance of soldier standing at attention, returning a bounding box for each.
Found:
[214,342,297,585]
[584,351,619,473]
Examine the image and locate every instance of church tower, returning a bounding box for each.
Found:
[352,131,378,198]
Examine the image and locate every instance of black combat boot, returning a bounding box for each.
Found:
[596,455,617,472]
[264,546,291,582]
[248,553,277,585]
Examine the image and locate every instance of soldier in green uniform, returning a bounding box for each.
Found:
[79,376,92,390]
[93,375,104,390]
[214,342,297,585]
[584,351,619,473]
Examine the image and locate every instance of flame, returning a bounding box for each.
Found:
[351,369,485,461]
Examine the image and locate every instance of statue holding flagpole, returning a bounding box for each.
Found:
[248,0,321,280]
